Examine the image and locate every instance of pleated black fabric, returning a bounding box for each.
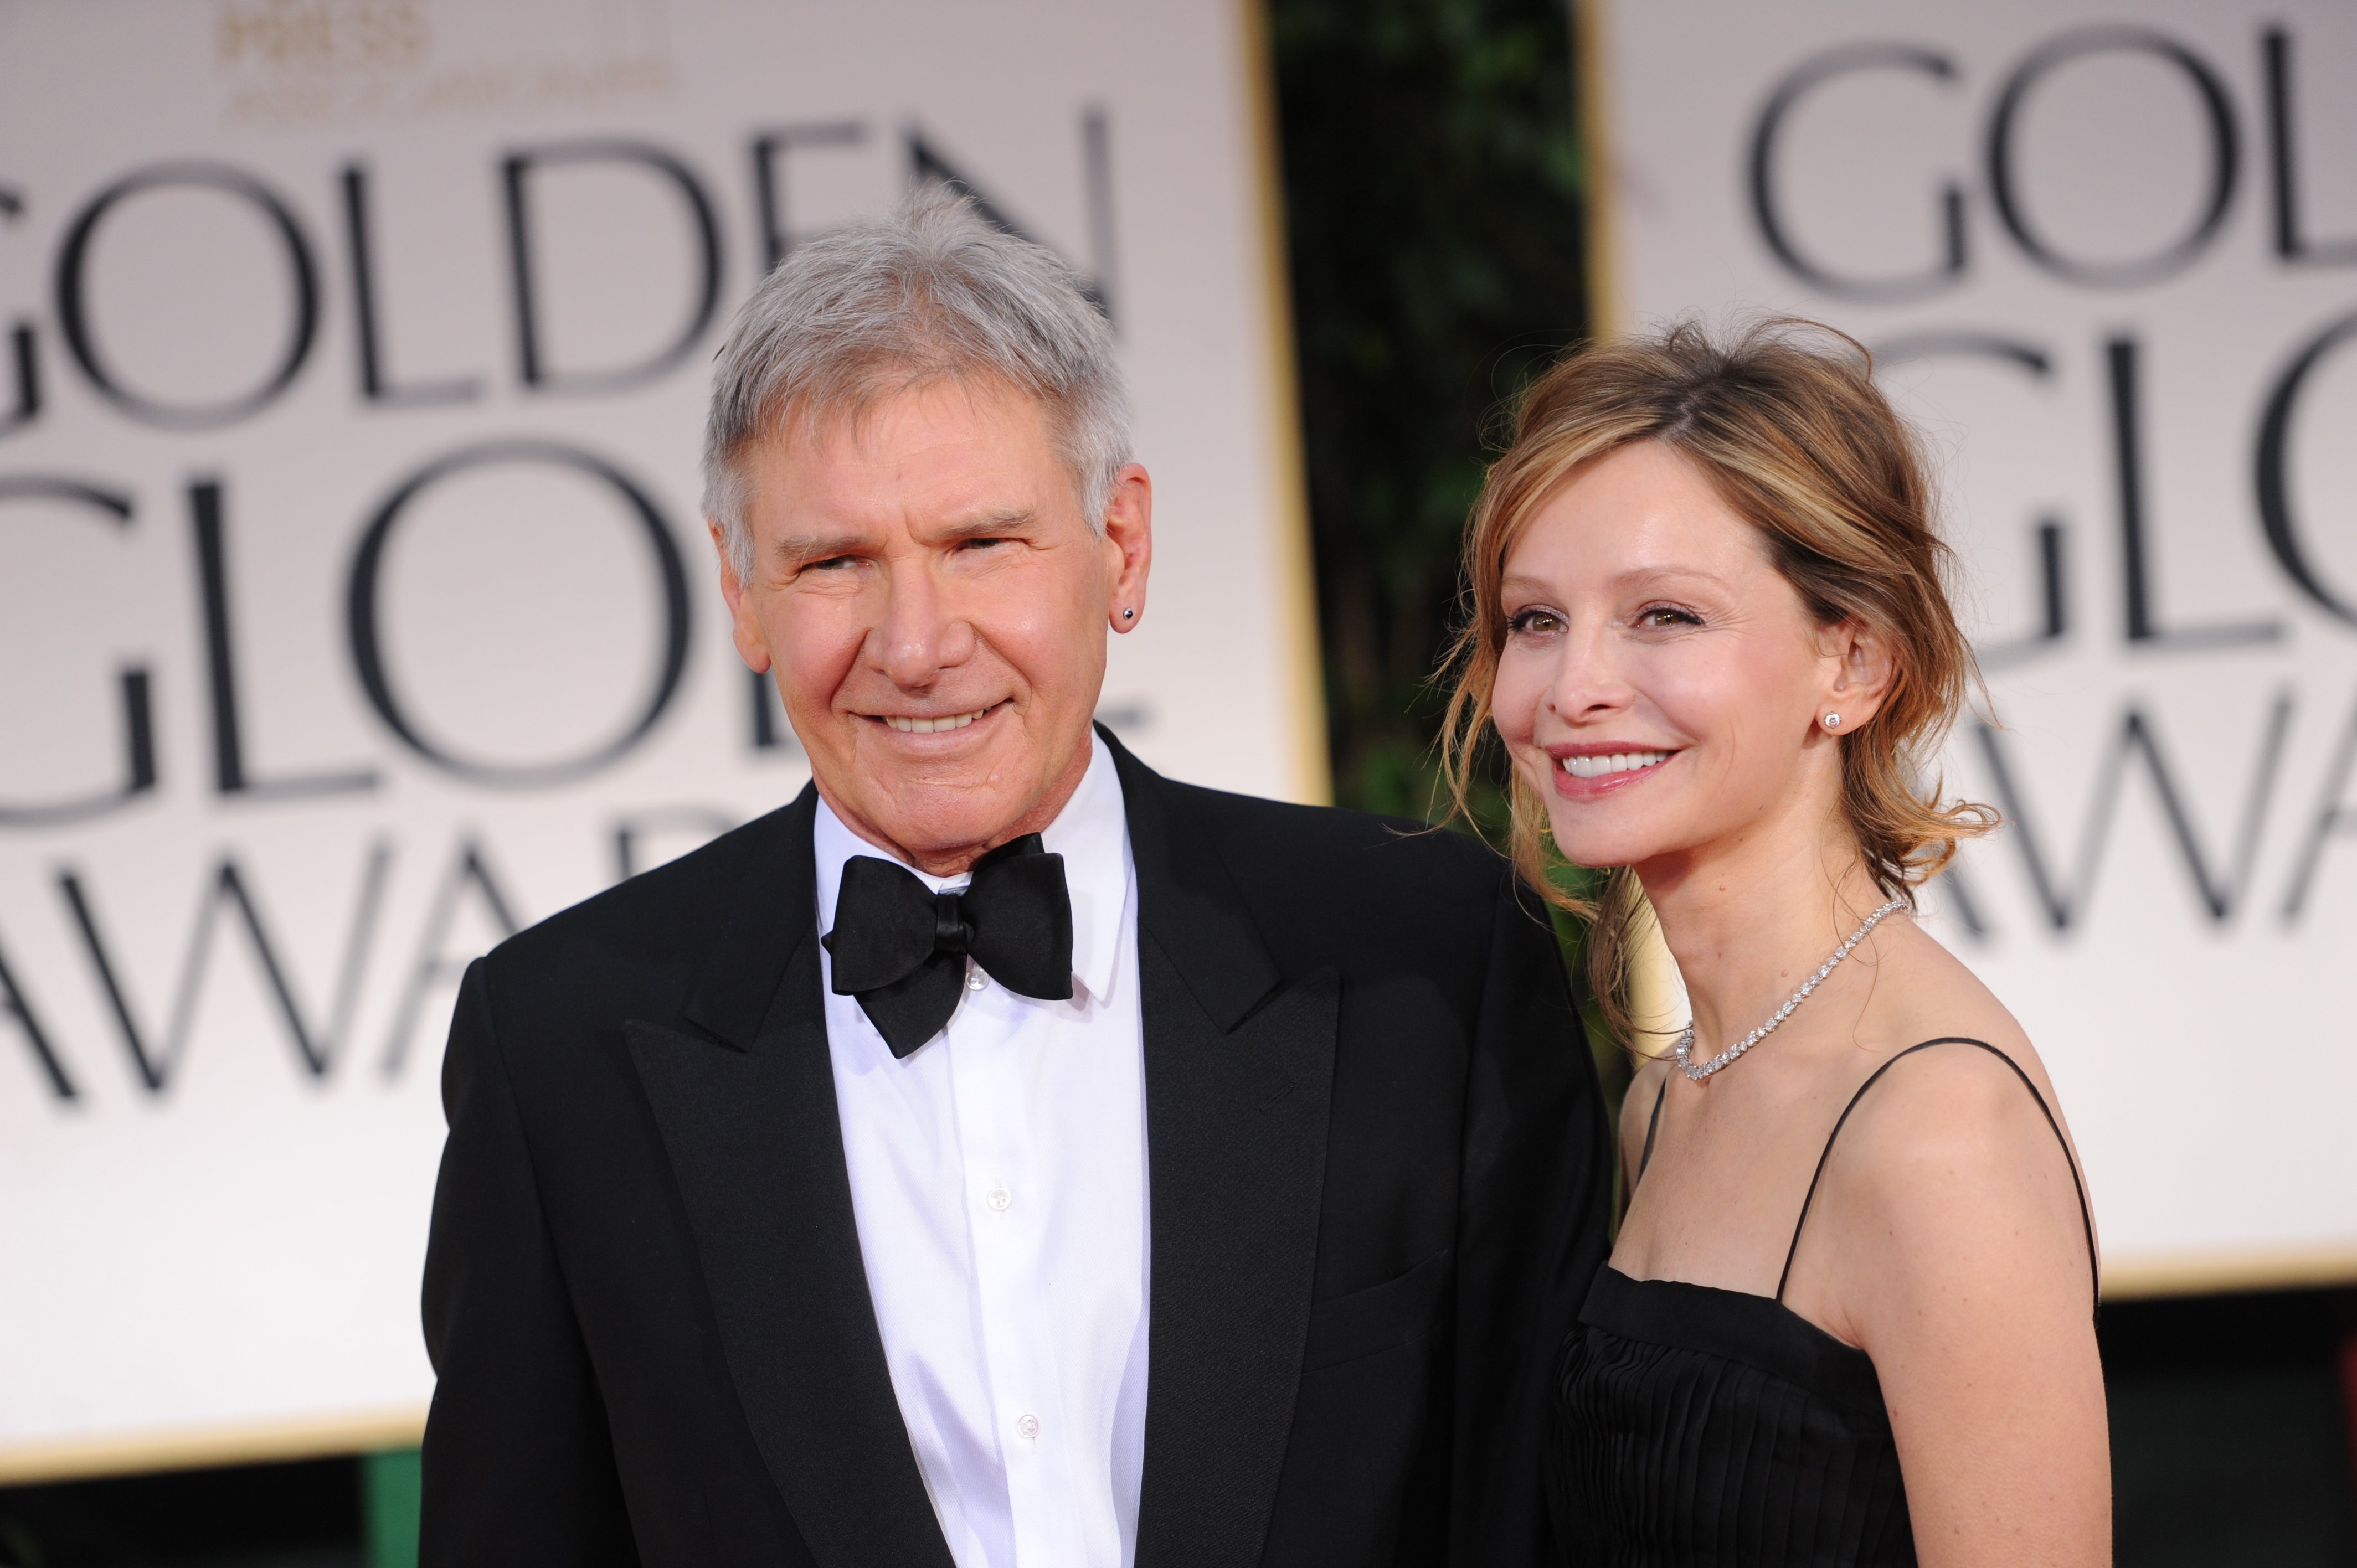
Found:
[1549,1267,1913,1566]
[1547,1037,2097,1567]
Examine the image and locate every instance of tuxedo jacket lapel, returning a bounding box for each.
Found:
[621,746,1339,1568]
[624,788,953,1568]
[1112,736,1341,1568]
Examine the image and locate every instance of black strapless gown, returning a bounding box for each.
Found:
[1550,1267,1914,1565]
[1546,1038,2096,1567]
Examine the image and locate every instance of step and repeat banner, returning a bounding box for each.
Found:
[1592,0,2357,1292]
[0,0,1316,1477]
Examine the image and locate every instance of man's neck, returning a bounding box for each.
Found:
[817,734,1099,878]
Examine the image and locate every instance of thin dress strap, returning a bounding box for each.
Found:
[1637,1073,1670,1182]
[1775,1037,2099,1312]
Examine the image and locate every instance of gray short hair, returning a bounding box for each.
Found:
[701,185,1132,582]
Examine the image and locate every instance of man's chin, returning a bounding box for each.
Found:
[831,758,1047,867]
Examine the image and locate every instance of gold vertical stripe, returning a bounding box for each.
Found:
[1238,0,1332,807]
[1573,0,1624,338]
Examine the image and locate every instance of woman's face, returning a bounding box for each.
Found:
[1491,440,1861,878]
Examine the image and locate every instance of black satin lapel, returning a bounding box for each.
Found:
[683,784,819,1051]
[626,935,953,1568]
[1133,938,1340,1568]
[1104,729,1279,1027]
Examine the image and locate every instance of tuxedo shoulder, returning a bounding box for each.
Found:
[1169,782,1516,913]
[477,803,799,1019]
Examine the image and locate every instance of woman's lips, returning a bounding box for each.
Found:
[1547,747,1677,800]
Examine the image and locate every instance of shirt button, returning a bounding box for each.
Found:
[966,970,986,991]
[1015,1414,1040,1440]
[987,1187,1012,1213]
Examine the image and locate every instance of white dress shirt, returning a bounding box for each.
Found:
[814,734,1149,1568]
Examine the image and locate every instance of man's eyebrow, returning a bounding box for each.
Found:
[771,531,869,562]
[936,508,1036,541]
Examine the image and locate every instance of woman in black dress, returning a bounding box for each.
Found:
[1441,321,2107,1566]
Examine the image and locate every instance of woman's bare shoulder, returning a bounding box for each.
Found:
[1782,922,2096,1333]
[1862,921,2067,1107]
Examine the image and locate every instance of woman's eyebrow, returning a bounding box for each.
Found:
[1610,565,1729,593]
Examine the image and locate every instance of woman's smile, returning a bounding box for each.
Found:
[1546,745,1680,798]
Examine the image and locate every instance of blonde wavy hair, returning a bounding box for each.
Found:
[1439,318,1994,1039]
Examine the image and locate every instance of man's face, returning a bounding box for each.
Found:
[716,379,1151,874]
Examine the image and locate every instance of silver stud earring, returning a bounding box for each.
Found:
[1121,607,1135,620]
[1823,712,1841,730]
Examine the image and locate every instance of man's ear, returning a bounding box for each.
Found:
[711,519,773,674]
[1102,463,1152,633]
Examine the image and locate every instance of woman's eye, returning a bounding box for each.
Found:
[1636,604,1702,629]
[1508,608,1565,636]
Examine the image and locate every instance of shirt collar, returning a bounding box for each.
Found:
[812,731,1133,1005]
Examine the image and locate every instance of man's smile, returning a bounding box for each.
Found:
[862,699,1013,735]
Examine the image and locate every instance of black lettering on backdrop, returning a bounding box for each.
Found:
[1928,862,1992,941]
[1876,332,2068,662]
[0,477,156,826]
[1974,693,2294,930]
[2255,307,2357,626]
[503,140,723,394]
[750,121,866,272]
[1748,44,1967,301]
[2281,685,2357,921]
[1079,106,1119,324]
[346,439,692,785]
[2263,28,2357,268]
[189,477,379,800]
[0,188,40,437]
[2108,336,2280,649]
[54,162,320,429]
[57,842,393,1093]
[0,926,74,1101]
[339,163,480,408]
[379,838,519,1077]
[1987,27,2238,290]
[909,122,1118,324]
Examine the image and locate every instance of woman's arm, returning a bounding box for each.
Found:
[1799,1040,2108,1568]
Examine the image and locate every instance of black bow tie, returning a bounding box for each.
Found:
[822,833,1075,1058]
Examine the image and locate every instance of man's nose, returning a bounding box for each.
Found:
[873,565,975,688]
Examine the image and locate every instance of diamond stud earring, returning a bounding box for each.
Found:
[1121,607,1135,620]
[1823,712,1841,730]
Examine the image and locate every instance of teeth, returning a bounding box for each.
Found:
[1560,749,1670,780]
[886,708,989,734]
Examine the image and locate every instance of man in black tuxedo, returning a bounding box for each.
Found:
[420,188,1612,1568]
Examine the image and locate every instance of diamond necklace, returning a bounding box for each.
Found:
[1673,899,1908,1082]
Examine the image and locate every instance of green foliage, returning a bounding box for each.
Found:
[1267,0,1589,823]
[363,1449,421,1568]
[1268,0,1624,1115]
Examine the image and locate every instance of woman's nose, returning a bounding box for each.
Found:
[1548,626,1631,719]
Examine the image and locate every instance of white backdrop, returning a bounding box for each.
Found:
[1593,0,2357,1293]
[0,0,1318,1476]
